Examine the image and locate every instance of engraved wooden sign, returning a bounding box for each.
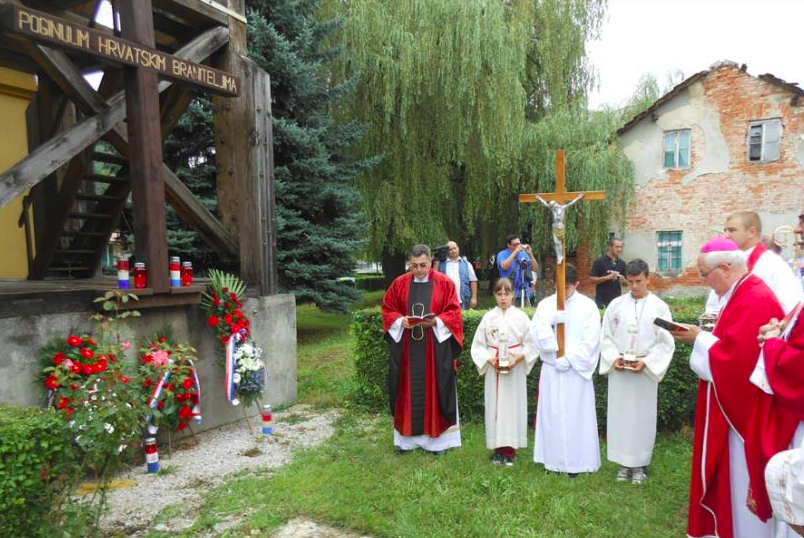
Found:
[0,4,239,96]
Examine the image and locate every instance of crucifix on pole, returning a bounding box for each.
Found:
[519,150,606,357]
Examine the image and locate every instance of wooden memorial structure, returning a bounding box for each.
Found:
[520,150,605,357]
[0,0,277,307]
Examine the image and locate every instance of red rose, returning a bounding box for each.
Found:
[67,335,82,347]
[71,364,81,374]
[177,422,187,431]
[179,406,193,420]
[165,383,173,392]
[120,375,130,383]
[224,302,230,309]
[230,292,237,302]
[157,401,164,410]
[108,354,116,363]
[53,352,65,365]
[182,378,193,389]
[80,348,94,359]
[211,291,218,299]
[224,314,234,324]
[220,335,229,345]
[45,375,59,390]
[85,338,97,346]
[97,359,107,372]
[82,363,94,375]
[230,325,240,334]
[234,310,243,319]
[207,315,220,327]
[222,287,229,292]
[213,298,221,307]
[58,397,70,409]
[143,378,153,388]
[65,407,74,416]
[142,354,153,364]
[158,336,168,343]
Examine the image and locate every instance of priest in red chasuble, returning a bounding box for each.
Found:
[673,237,798,538]
[382,244,464,454]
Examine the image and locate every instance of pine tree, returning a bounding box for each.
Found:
[247,0,379,311]
[162,96,222,268]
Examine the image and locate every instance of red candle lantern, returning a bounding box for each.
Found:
[133,262,148,289]
[181,261,193,287]
[169,256,181,287]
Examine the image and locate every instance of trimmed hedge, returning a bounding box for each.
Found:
[355,274,386,291]
[0,404,78,537]
[350,297,703,433]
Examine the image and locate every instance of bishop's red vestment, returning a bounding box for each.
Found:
[688,274,796,538]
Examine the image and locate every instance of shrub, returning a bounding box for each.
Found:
[355,273,386,291]
[0,405,78,537]
[349,297,703,432]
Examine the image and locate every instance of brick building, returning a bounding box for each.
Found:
[612,60,804,297]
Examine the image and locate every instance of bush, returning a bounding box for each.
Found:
[355,273,386,291]
[349,297,703,432]
[0,405,78,537]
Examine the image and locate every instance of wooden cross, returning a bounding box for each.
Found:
[519,150,606,357]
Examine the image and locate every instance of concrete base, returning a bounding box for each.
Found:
[0,293,297,433]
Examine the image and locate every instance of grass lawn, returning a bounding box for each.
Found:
[145,290,693,537]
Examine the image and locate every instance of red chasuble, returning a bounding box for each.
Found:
[742,302,804,521]
[381,270,463,437]
[688,274,790,538]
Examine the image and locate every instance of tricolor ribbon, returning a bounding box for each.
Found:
[224,335,240,405]
[145,369,171,434]
[187,358,203,424]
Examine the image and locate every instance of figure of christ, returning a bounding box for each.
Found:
[536,193,583,265]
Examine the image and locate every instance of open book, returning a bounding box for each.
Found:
[407,313,436,326]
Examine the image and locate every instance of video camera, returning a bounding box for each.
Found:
[431,244,449,263]
[518,256,533,281]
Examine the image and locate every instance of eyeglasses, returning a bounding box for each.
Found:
[410,263,430,269]
[699,265,724,279]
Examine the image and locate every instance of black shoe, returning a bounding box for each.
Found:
[491,453,505,465]
[394,446,413,455]
[504,455,515,467]
[430,449,448,456]
[567,473,579,479]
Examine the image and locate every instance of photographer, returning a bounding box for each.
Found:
[497,234,539,302]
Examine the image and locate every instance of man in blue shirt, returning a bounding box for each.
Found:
[497,234,539,302]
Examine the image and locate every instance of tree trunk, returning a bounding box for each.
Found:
[382,249,406,287]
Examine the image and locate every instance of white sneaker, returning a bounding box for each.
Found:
[616,466,630,482]
[631,467,646,484]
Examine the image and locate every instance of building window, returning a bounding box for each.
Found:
[663,129,691,168]
[657,231,682,271]
[748,119,781,162]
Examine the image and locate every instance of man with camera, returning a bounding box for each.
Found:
[497,234,539,303]
[434,241,478,310]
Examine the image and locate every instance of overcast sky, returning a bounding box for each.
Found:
[587,0,804,109]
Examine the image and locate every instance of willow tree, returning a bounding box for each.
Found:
[328,0,629,278]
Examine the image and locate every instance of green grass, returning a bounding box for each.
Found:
[141,290,693,538]
[151,416,691,538]
[295,291,384,407]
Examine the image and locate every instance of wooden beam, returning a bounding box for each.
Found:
[153,0,229,28]
[239,58,277,295]
[0,25,230,208]
[121,0,169,293]
[159,84,193,137]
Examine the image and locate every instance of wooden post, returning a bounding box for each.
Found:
[120,0,169,293]
[519,150,606,357]
[214,1,278,295]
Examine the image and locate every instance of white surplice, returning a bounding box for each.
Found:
[530,291,601,473]
[600,292,675,468]
[705,247,804,315]
[471,306,538,449]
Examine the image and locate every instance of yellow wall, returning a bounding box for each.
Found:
[0,66,37,279]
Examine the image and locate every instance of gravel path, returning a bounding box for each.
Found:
[100,405,339,536]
